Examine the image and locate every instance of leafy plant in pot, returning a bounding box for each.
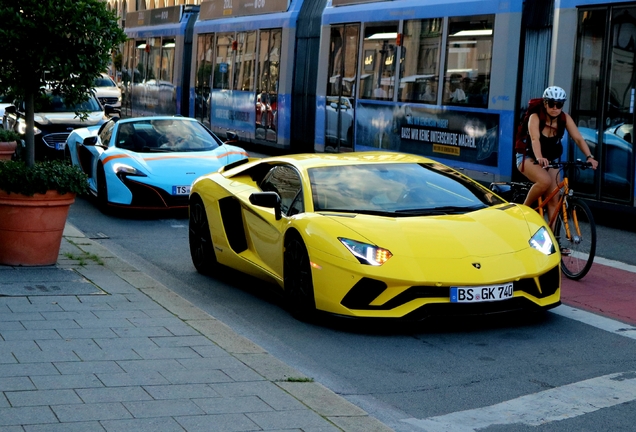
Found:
[0,129,20,161]
[0,160,90,266]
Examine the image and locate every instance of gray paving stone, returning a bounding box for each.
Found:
[74,347,141,361]
[176,356,242,371]
[142,384,220,400]
[51,402,133,422]
[0,406,57,426]
[93,337,158,351]
[190,344,230,358]
[56,301,114,312]
[0,363,59,378]
[99,416,184,432]
[140,308,176,318]
[76,386,153,403]
[0,313,44,322]
[218,364,266,382]
[0,425,26,432]
[211,382,305,411]
[56,327,119,339]
[39,310,99,321]
[116,359,186,373]
[123,399,205,418]
[97,371,170,387]
[192,395,273,415]
[5,389,83,407]
[30,374,103,390]
[247,409,334,430]
[0,377,35,392]
[159,369,234,385]
[74,318,134,329]
[12,349,81,364]
[127,317,189,328]
[174,413,259,432]
[133,347,201,360]
[0,352,16,365]
[21,319,80,330]
[54,361,125,375]
[150,336,214,348]
[92,310,152,320]
[111,326,172,338]
[0,322,24,331]
[5,301,64,313]
[165,324,201,337]
[0,394,8,408]
[1,329,61,341]
[23,421,106,432]
[36,338,99,351]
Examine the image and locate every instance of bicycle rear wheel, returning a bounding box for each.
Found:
[554,197,596,280]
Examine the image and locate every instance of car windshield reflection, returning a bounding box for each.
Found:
[116,119,221,153]
[308,162,502,215]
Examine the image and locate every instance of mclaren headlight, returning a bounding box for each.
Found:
[339,238,392,266]
[112,162,147,177]
[529,227,556,255]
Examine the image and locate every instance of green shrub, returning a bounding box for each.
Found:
[0,160,89,196]
[0,128,21,142]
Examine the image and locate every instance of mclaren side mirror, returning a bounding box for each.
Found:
[249,192,281,220]
[225,131,239,143]
[82,136,99,146]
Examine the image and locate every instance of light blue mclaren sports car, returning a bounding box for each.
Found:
[65,116,248,210]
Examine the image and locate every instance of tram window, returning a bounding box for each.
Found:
[147,37,161,82]
[134,40,147,83]
[160,38,175,83]
[214,33,234,90]
[235,31,256,91]
[195,34,214,125]
[443,15,493,108]
[361,23,398,101]
[399,18,443,104]
[327,25,359,98]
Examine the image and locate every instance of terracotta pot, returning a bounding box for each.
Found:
[0,141,17,161]
[0,190,75,266]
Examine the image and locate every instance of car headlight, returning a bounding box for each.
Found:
[339,238,392,266]
[17,120,40,135]
[112,163,147,177]
[529,227,556,255]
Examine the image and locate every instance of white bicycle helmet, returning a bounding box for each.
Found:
[543,86,567,101]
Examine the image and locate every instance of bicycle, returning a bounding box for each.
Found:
[490,160,596,280]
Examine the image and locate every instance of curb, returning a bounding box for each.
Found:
[61,222,395,432]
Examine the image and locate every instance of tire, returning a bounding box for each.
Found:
[554,197,596,280]
[96,163,110,214]
[284,233,316,320]
[189,195,218,275]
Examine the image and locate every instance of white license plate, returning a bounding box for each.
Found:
[450,283,513,303]
[172,185,191,195]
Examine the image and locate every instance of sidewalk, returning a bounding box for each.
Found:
[0,223,393,431]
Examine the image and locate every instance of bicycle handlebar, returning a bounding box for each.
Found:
[533,159,593,170]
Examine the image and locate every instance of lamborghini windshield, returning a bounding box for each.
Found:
[308,162,504,216]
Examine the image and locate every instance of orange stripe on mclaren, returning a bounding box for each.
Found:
[103,150,248,164]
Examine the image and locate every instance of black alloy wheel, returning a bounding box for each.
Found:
[283,233,316,320]
[189,195,218,275]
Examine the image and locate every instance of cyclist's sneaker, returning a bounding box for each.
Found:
[560,247,572,256]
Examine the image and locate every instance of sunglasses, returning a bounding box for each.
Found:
[545,99,564,109]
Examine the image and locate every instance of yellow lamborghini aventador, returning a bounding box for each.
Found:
[188,152,560,320]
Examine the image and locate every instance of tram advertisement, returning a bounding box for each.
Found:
[356,102,500,167]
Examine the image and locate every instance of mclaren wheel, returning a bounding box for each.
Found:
[189,195,218,275]
[284,233,316,320]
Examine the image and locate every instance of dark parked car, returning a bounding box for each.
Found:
[3,91,111,160]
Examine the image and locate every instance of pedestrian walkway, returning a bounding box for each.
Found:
[0,223,393,431]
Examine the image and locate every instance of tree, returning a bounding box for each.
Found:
[0,0,126,167]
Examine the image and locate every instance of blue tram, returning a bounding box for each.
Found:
[122,5,199,117]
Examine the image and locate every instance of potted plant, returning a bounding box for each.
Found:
[0,129,20,161]
[0,160,89,265]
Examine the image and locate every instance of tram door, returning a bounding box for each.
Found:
[326,24,360,152]
[194,34,215,128]
[572,6,636,204]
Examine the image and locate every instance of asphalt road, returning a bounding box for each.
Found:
[67,196,636,432]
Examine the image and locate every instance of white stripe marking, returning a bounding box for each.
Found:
[551,306,636,340]
[402,371,636,431]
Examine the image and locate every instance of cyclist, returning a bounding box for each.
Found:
[516,86,598,227]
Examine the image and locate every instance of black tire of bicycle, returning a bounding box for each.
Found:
[555,197,596,280]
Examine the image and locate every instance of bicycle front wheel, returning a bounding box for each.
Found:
[554,197,596,280]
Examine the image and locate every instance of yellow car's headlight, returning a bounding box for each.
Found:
[339,238,392,266]
[529,227,556,255]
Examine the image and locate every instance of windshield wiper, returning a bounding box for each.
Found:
[319,209,398,217]
[396,205,485,215]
